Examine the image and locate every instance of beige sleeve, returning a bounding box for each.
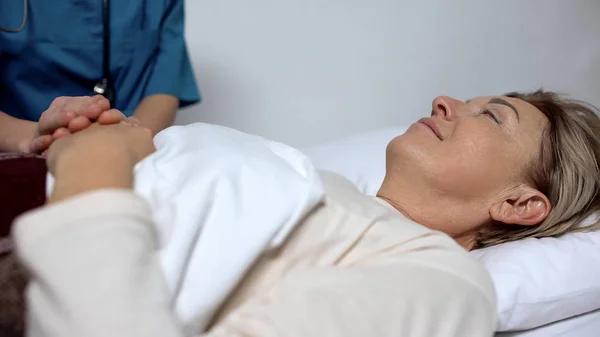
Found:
[205,258,496,337]
[13,190,184,337]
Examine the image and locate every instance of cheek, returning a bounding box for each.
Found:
[387,124,524,198]
[452,138,504,175]
[436,127,516,196]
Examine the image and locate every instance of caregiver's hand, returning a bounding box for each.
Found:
[47,121,156,203]
[24,95,126,154]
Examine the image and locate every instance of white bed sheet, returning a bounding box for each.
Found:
[495,309,600,337]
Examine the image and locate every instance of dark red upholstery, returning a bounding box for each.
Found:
[0,153,47,239]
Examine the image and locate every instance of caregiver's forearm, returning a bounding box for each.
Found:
[133,94,179,136]
[14,190,185,337]
[0,111,37,152]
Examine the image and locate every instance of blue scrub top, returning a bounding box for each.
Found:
[0,0,201,121]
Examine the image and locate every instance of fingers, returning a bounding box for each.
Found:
[118,118,151,135]
[38,107,148,158]
[38,96,108,135]
[39,95,118,138]
[97,109,127,125]
[29,135,54,154]
[52,127,71,139]
[38,109,76,135]
[67,115,93,133]
[54,95,110,124]
[125,116,142,126]
[93,94,111,111]
[63,96,107,121]
[123,117,151,135]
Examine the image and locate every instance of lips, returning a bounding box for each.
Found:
[418,118,443,140]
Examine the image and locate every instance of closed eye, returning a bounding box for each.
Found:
[482,109,501,125]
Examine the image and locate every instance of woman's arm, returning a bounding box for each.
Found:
[13,123,185,337]
[14,190,185,337]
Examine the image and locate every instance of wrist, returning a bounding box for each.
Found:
[49,151,135,203]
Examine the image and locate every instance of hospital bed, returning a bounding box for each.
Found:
[2,136,599,336]
[496,309,600,337]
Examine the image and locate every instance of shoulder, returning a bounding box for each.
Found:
[318,170,391,218]
[317,170,496,307]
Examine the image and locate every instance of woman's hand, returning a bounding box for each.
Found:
[47,120,156,203]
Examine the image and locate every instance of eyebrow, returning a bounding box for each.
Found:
[488,98,520,122]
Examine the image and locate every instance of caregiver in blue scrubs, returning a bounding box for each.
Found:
[0,0,201,153]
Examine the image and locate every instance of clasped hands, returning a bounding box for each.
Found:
[29,96,156,203]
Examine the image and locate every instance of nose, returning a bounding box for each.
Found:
[431,96,463,120]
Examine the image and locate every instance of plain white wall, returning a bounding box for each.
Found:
[177,0,600,147]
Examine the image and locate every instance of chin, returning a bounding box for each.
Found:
[388,133,430,160]
[387,136,438,176]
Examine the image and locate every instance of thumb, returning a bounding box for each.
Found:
[28,135,54,154]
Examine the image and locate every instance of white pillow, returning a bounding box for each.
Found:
[471,215,600,331]
[301,127,600,332]
[302,126,406,196]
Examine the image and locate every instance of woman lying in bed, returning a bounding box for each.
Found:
[2,90,600,337]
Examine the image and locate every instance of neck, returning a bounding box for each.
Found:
[453,232,477,251]
[377,174,480,251]
[376,194,416,221]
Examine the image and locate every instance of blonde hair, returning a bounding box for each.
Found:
[476,89,600,248]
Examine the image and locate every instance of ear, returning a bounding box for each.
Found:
[489,186,551,226]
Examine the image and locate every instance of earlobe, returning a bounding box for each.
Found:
[489,187,551,226]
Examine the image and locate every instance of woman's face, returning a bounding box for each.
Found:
[385,95,549,237]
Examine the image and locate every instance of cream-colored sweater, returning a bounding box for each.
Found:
[14,172,496,337]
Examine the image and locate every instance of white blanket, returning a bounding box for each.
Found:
[47,123,324,335]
